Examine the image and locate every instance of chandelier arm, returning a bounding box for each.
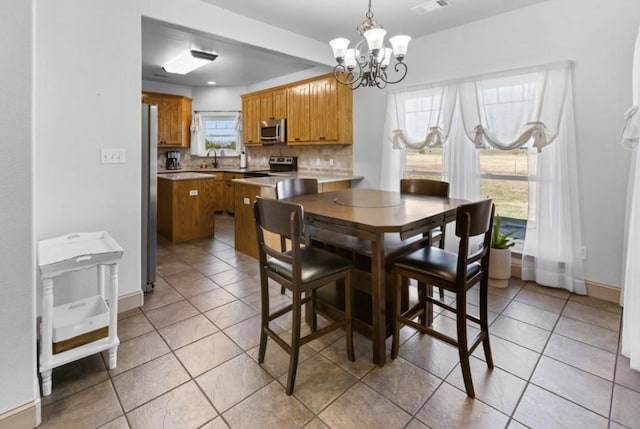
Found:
[333,64,365,90]
[378,61,408,85]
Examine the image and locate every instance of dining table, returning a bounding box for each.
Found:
[285,188,466,365]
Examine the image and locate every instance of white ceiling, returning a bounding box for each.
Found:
[142,0,549,88]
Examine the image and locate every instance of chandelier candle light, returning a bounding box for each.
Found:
[329,0,411,89]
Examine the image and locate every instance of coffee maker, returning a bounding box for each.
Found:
[166,151,180,170]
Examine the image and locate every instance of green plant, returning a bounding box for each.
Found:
[492,215,516,249]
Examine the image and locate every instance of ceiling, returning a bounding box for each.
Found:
[142,0,549,88]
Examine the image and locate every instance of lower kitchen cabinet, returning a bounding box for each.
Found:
[223,173,245,214]
[157,176,216,242]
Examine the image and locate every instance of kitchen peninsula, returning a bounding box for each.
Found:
[157,172,217,243]
[232,172,363,258]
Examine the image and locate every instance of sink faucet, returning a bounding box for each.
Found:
[207,150,218,168]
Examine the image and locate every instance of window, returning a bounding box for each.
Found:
[202,115,240,155]
[479,148,528,240]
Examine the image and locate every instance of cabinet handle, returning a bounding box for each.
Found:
[319,136,326,140]
[294,137,300,141]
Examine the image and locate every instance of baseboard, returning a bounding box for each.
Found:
[585,280,621,304]
[0,399,41,429]
[118,289,143,313]
[510,257,620,304]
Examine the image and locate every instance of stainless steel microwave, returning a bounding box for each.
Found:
[259,118,286,144]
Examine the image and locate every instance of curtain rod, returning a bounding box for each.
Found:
[193,110,241,113]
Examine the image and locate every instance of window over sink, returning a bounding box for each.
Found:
[203,114,241,156]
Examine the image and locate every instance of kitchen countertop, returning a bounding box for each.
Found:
[157,167,268,174]
[157,172,217,181]
[233,172,363,187]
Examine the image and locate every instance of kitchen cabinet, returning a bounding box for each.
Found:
[259,88,287,121]
[241,94,261,145]
[142,92,192,147]
[287,74,352,145]
[201,171,224,212]
[241,72,353,146]
[223,172,245,214]
[157,174,216,242]
[286,82,311,143]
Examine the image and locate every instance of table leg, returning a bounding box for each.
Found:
[371,233,386,365]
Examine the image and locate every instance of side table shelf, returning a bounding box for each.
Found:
[37,232,123,396]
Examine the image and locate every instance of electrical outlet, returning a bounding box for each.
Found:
[581,246,588,260]
[329,158,334,167]
[100,148,126,164]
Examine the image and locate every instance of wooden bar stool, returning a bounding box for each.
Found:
[390,198,495,398]
[254,196,355,395]
[275,178,319,295]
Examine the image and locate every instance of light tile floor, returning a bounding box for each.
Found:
[39,214,640,429]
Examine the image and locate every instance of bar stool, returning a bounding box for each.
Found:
[254,196,355,395]
[390,198,495,398]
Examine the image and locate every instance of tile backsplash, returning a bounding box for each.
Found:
[158,145,353,173]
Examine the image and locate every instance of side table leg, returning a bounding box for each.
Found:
[41,369,52,396]
[108,346,118,369]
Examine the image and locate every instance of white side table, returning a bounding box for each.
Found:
[37,232,123,396]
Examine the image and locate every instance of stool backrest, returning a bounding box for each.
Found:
[400,178,449,197]
[254,197,304,266]
[455,198,495,268]
[276,178,318,200]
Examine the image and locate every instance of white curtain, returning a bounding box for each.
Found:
[190,113,205,156]
[521,79,586,294]
[621,23,640,371]
[380,83,457,191]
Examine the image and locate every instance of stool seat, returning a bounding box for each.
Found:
[394,247,481,283]
[268,247,354,285]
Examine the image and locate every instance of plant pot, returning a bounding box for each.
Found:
[489,247,511,288]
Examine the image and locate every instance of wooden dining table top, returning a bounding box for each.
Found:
[287,188,466,236]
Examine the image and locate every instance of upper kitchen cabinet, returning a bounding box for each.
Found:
[286,82,311,143]
[240,72,353,146]
[241,94,261,146]
[141,92,192,147]
[259,88,286,121]
[287,73,352,145]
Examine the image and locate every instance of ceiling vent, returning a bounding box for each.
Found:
[411,0,452,15]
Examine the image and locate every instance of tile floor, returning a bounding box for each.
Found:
[39,214,640,429]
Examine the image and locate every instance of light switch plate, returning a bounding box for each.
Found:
[100,148,126,164]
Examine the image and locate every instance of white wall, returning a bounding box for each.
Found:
[0,0,39,418]
[35,0,142,302]
[353,0,640,287]
[142,80,192,98]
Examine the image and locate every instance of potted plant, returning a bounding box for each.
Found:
[489,215,516,288]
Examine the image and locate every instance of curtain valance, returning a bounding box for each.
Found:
[388,84,457,150]
[459,62,571,152]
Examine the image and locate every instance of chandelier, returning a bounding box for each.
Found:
[329,0,411,90]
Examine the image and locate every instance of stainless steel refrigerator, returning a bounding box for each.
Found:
[141,104,157,293]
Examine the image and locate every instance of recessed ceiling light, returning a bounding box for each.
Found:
[207,81,217,85]
[411,0,452,15]
[162,50,218,75]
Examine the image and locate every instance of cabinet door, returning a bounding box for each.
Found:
[260,93,273,121]
[162,97,182,146]
[310,77,338,142]
[272,89,287,119]
[242,95,260,145]
[142,93,191,147]
[287,83,310,143]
